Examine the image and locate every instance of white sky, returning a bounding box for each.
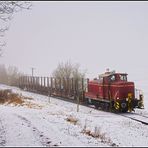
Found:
[0,1,148,81]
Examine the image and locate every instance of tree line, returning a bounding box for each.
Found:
[0,61,86,88]
[0,64,24,86]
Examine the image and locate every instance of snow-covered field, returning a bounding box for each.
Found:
[0,83,148,147]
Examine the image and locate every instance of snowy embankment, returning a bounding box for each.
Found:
[0,84,148,147]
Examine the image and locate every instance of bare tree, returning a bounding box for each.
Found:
[7,65,22,86]
[0,64,24,86]
[52,61,85,80]
[0,1,32,55]
[52,61,73,79]
[52,60,86,94]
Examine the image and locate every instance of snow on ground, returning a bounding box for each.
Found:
[0,84,148,147]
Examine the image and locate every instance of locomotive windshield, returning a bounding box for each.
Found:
[110,75,115,81]
[108,74,116,82]
[119,74,127,81]
[108,74,127,82]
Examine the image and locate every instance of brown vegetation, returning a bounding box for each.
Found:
[0,89,24,104]
[81,124,117,147]
[66,115,79,125]
[0,89,42,109]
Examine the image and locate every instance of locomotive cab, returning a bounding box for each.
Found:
[85,70,144,112]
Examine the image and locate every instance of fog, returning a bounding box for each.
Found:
[0,1,148,82]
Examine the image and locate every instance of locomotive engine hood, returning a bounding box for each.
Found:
[112,81,135,99]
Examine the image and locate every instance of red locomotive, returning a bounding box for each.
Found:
[18,69,144,113]
[85,70,144,112]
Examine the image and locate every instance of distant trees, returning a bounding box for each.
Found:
[52,61,86,80]
[52,61,86,95]
[0,1,32,55]
[7,65,23,86]
[0,64,24,86]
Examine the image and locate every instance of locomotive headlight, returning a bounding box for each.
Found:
[117,97,119,100]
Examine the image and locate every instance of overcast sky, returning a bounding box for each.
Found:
[0,1,148,81]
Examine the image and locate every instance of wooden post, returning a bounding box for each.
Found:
[44,77,46,87]
[77,96,80,112]
[67,78,70,97]
[35,77,37,91]
[19,76,21,88]
[64,78,66,96]
[81,78,84,102]
[37,77,39,91]
[75,78,79,112]
[47,77,49,88]
[32,76,34,91]
[55,78,56,94]
[41,77,43,88]
[71,78,73,97]
[29,76,31,90]
[25,76,27,89]
[61,78,63,97]
[23,76,25,88]
[43,77,46,94]
[47,77,50,103]
[50,77,53,96]
[35,77,38,91]
[31,76,33,90]
[28,76,30,90]
[59,78,62,96]
[26,76,28,90]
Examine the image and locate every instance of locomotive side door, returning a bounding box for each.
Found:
[104,74,115,100]
[103,77,110,100]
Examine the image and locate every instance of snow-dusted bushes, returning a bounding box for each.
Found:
[0,89,24,105]
[66,115,79,125]
[81,119,117,147]
[0,89,43,109]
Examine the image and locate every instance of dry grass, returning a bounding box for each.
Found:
[81,124,118,147]
[66,115,79,125]
[48,111,66,116]
[0,89,43,109]
[7,96,25,106]
[23,96,33,100]
[23,101,43,109]
[0,89,24,105]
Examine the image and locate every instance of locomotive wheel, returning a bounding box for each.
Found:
[100,103,104,111]
[94,104,99,109]
[105,103,110,112]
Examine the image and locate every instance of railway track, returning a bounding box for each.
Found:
[85,103,148,125]
[133,112,148,119]
[118,112,148,125]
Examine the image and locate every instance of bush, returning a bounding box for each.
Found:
[66,115,79,125]
[0,89,24,105]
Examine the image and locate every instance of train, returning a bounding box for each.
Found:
[84,70,144,112]
[18,69,144,113]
